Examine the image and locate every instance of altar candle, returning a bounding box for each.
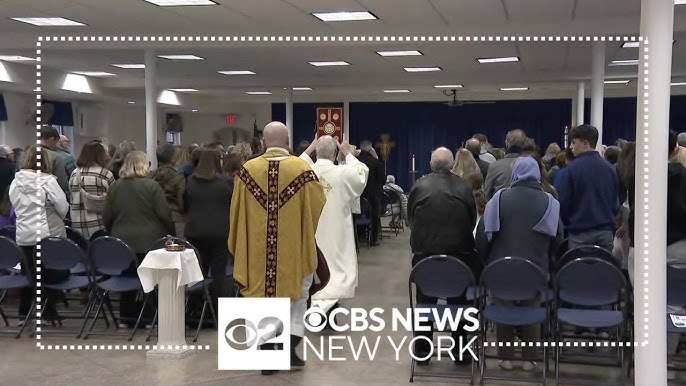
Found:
[412,154,415,172]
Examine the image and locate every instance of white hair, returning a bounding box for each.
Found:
[316,135,337,161]
[430,147,454,172]
[0,145,12,158]
[360,140,372,152]
[386,175,395,184]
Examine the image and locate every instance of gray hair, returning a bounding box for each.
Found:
[316,135,337,161]
[678,132,686,147]
[386,175,395,184]
[430,147,454,172]
[0,145,13,159]
[505,129,526,149]
[360,140,372,152]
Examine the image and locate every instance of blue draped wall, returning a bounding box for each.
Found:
[0,94,7,121]
[273,96,686,191]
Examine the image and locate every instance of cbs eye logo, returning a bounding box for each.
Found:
[303,307,329,332]
[224,316,284,350]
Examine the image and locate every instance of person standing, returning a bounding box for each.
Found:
[357,140,385,246]
[229,121,326,374]
[484,129,526,199]
[150,144,185,238]
[37,126,69,196]
[558,124,618,252]
[300,135,369,317]
[55,135,76,178]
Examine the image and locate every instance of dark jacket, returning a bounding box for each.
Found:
[475,156,490,180]
[558,151,618,235]
[667,162,686,246]
[0,158,15,197]
[184,175,233,239]
[408,169,477,259]
[484,152,519,199]
[38,145,69,195]
[103,177,174,254]
[358,151,385,199]
[475,179,564,272]
[55,147,76,178]
[150,165,184,222]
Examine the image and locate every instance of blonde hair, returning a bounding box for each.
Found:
[545,142,562,155]
[671,146,686,168]
[20,145,52,173]
[119,150,150,178]
[231,142,252,163]
[171,145,188,166]
[451,148,480,178]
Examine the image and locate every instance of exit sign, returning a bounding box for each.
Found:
[226,114,237,124]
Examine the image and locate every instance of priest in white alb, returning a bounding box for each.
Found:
[300,135,369,314]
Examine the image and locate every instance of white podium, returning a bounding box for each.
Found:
[137,248,204,359]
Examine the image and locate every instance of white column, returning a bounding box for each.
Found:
[145,49,158,170]
[146,269,192,359]
[576,81,585,126]
[343,101,350,142]
[591,43,605,150]
[285,89,293,148]
[634,0,673,385]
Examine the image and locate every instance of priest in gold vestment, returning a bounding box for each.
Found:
[229,121,325,373]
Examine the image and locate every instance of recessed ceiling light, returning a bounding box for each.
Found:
[218,70,256,75]
[143,0,218,6]
[622,42,640,48]
[477,56,520,64]
[500,87,528,91]
[169,88,199,92]
[672,82,686,86]
[312,11,377,22]
[604,80,631,85]
[61,73,92,94]
[191,109,199,112]
[158,54,205,60]
[72,71,117,77]
[158,90,180,105]
[609,59,639,66]
[0,55,36,62]
[434,84,464,88]
[676,0,686,5]
[11,17,86,26]
[111,64,145,69]
[0,62,11,83]
[127,101,136,104]
[383,89,410,93]
[308,61,350,67]
[246,91,272,95]
[377,50,422,57]
[293,87,313,91]
[404,67,442,72]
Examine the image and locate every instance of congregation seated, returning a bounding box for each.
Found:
[382,175,407,228]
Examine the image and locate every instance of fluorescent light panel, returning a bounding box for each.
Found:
[72,71,117,77]
[377,50,422,57]
[500,87,528,91]
[143,0,218,6]
[676,0,686,5]
[609,59,639,66]
[383,89,410,93]
[158,90,180,105]
[434,84,463,88]
[246,91,271,95]
[0,61,11,82]
[169,88,199,92]
[672,82,686,86]
[477,56,520,64]
[218,70,256,75]
[308,61,350,67]
[11,17,86,26]
[111,64,145,69]
[191,109,199,112]
[61,74,92,93]
[158,54,204,60]
[404,67,441,72]
[622,42,640,48]
[312,11,377,22]
[0,55,36,62]
[293,87,313,91]
[127,101,136,104]
[604,80,631,84]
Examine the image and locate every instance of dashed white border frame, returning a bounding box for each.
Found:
[35,35,649,351]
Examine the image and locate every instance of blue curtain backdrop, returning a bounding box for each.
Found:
[42,99,74,126]
[273,96,686,191]
[0,94,7,121]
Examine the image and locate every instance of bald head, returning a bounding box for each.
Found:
[465,138,482,158]
[58,135,70,151]
[430,147,454,172]
[262,121,290,149]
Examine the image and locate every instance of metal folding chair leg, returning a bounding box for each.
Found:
[15,300,35,339]
[83,291,107,340]
[128,294,151,342]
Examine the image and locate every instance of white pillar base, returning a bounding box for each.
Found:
[146,268,192,360]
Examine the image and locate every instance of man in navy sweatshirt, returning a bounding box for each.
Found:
[558,124,618,252]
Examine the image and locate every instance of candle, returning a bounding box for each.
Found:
[411,154,416,172]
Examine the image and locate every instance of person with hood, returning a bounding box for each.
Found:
[9,145,69,323]
[476,156,563,372]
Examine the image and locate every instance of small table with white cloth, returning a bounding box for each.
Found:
[137,248,203,359]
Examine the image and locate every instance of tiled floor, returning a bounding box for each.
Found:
[0,225,645,385]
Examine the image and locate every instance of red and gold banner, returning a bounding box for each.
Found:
[316,107,344,142]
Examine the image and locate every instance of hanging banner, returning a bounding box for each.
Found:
[316,107,344,142]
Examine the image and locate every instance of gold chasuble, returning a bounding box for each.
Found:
[229,148,326,301]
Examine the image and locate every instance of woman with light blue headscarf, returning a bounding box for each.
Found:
[476,155,564,372]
